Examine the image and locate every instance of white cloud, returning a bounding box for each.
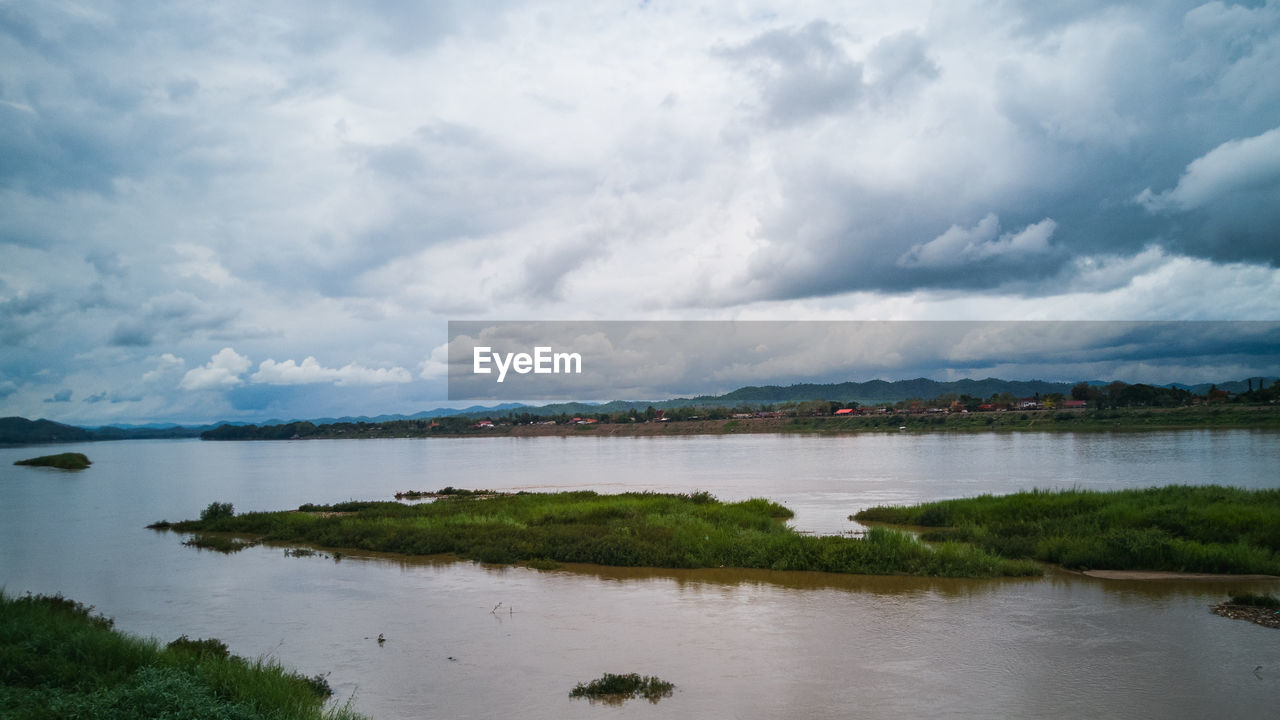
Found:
[898,215,1057,268]
[417,343,450,380]
[1136,125,1280,212]
[252,356,411,386]
[180,348,251,391]
[142,353,186,384]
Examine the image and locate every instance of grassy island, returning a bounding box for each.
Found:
[855,486,1280,575]
[13,452,91,469]
[570,673,675,704]
[159,492,1040,578]
[0,591,364,720]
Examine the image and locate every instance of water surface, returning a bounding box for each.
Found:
[2,432,1278,719]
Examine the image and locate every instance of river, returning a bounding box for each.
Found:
[2,431,1278,718]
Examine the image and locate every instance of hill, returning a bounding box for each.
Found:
[0,417,94,445]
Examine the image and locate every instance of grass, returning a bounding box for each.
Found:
[854,485,1280,574]
[182,535,259,554]
[394,487,499,500]
[1227,592,1280,608]
[13,452,91,470]
[569,673,674,704]
[0,591,365,720]
[160,491,1040,578]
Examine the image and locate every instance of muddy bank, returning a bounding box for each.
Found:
[1211,602,1280,629]
[1083,570,1280,581]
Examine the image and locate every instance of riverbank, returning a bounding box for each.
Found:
[201,404,1280,441]
[157,492,1041,578]
[0,591,365,720]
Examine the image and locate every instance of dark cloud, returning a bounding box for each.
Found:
[517,235,607,302]
[106,293,238,347]
[281,0,470,55]
[717,21,865,127]
[0,77,186,197]
[0,4,62,59]
[0,290,53,345]
[1,2,1278,425]
[865,31,939,101]
[43,388,71,403]
[711,4,1280,302]
[86,250,126,278]
[109,319,155,347]
[246,121,596,297]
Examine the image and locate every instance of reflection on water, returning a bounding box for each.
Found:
[2,433,1280,719]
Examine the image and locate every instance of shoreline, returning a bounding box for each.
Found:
[199,405,1280,441]
[1081,569,1280,582]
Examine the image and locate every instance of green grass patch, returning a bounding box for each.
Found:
[1227,592,1280,608]
[569,673,674,704]
[161,491,1038,578]
[13,452,91,469]
[854,485,1280,574]
[394,487,499,500]
[0,591,364,720]
[183,535,259,554]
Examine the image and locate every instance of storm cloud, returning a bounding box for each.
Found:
[2,1,1278,423]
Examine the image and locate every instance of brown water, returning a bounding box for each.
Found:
[3,432,1279,718]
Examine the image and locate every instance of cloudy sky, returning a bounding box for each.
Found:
[2,1,1279,424]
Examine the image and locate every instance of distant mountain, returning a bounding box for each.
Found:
[494,378,1078,417]
[676,377,1079,406]
[1182,378,1277,395]
[86,425,216,440]
[7,376,1274,443]
[301,404,528,425]
[0,417,94,445]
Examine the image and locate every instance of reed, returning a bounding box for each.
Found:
[570,673,674,703]
[161,491,1039,578]
[854,485,1280,574]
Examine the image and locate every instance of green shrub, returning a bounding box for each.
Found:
[166,635,230,659]
[1227,592,1280,608]
[200,502,235,521]
[569,673,674,703]
[13,452,91,469]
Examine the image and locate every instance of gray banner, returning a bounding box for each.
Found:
[447,320,1280,402]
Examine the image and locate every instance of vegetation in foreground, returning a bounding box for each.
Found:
[0,591,364,720]
[13,452,91,469]
[569,673,674,704]
[855,486,1280,575]
[161,492,1040,578]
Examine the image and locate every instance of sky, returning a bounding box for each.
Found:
[447,321,1280,401]
[2,1,1279,424]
